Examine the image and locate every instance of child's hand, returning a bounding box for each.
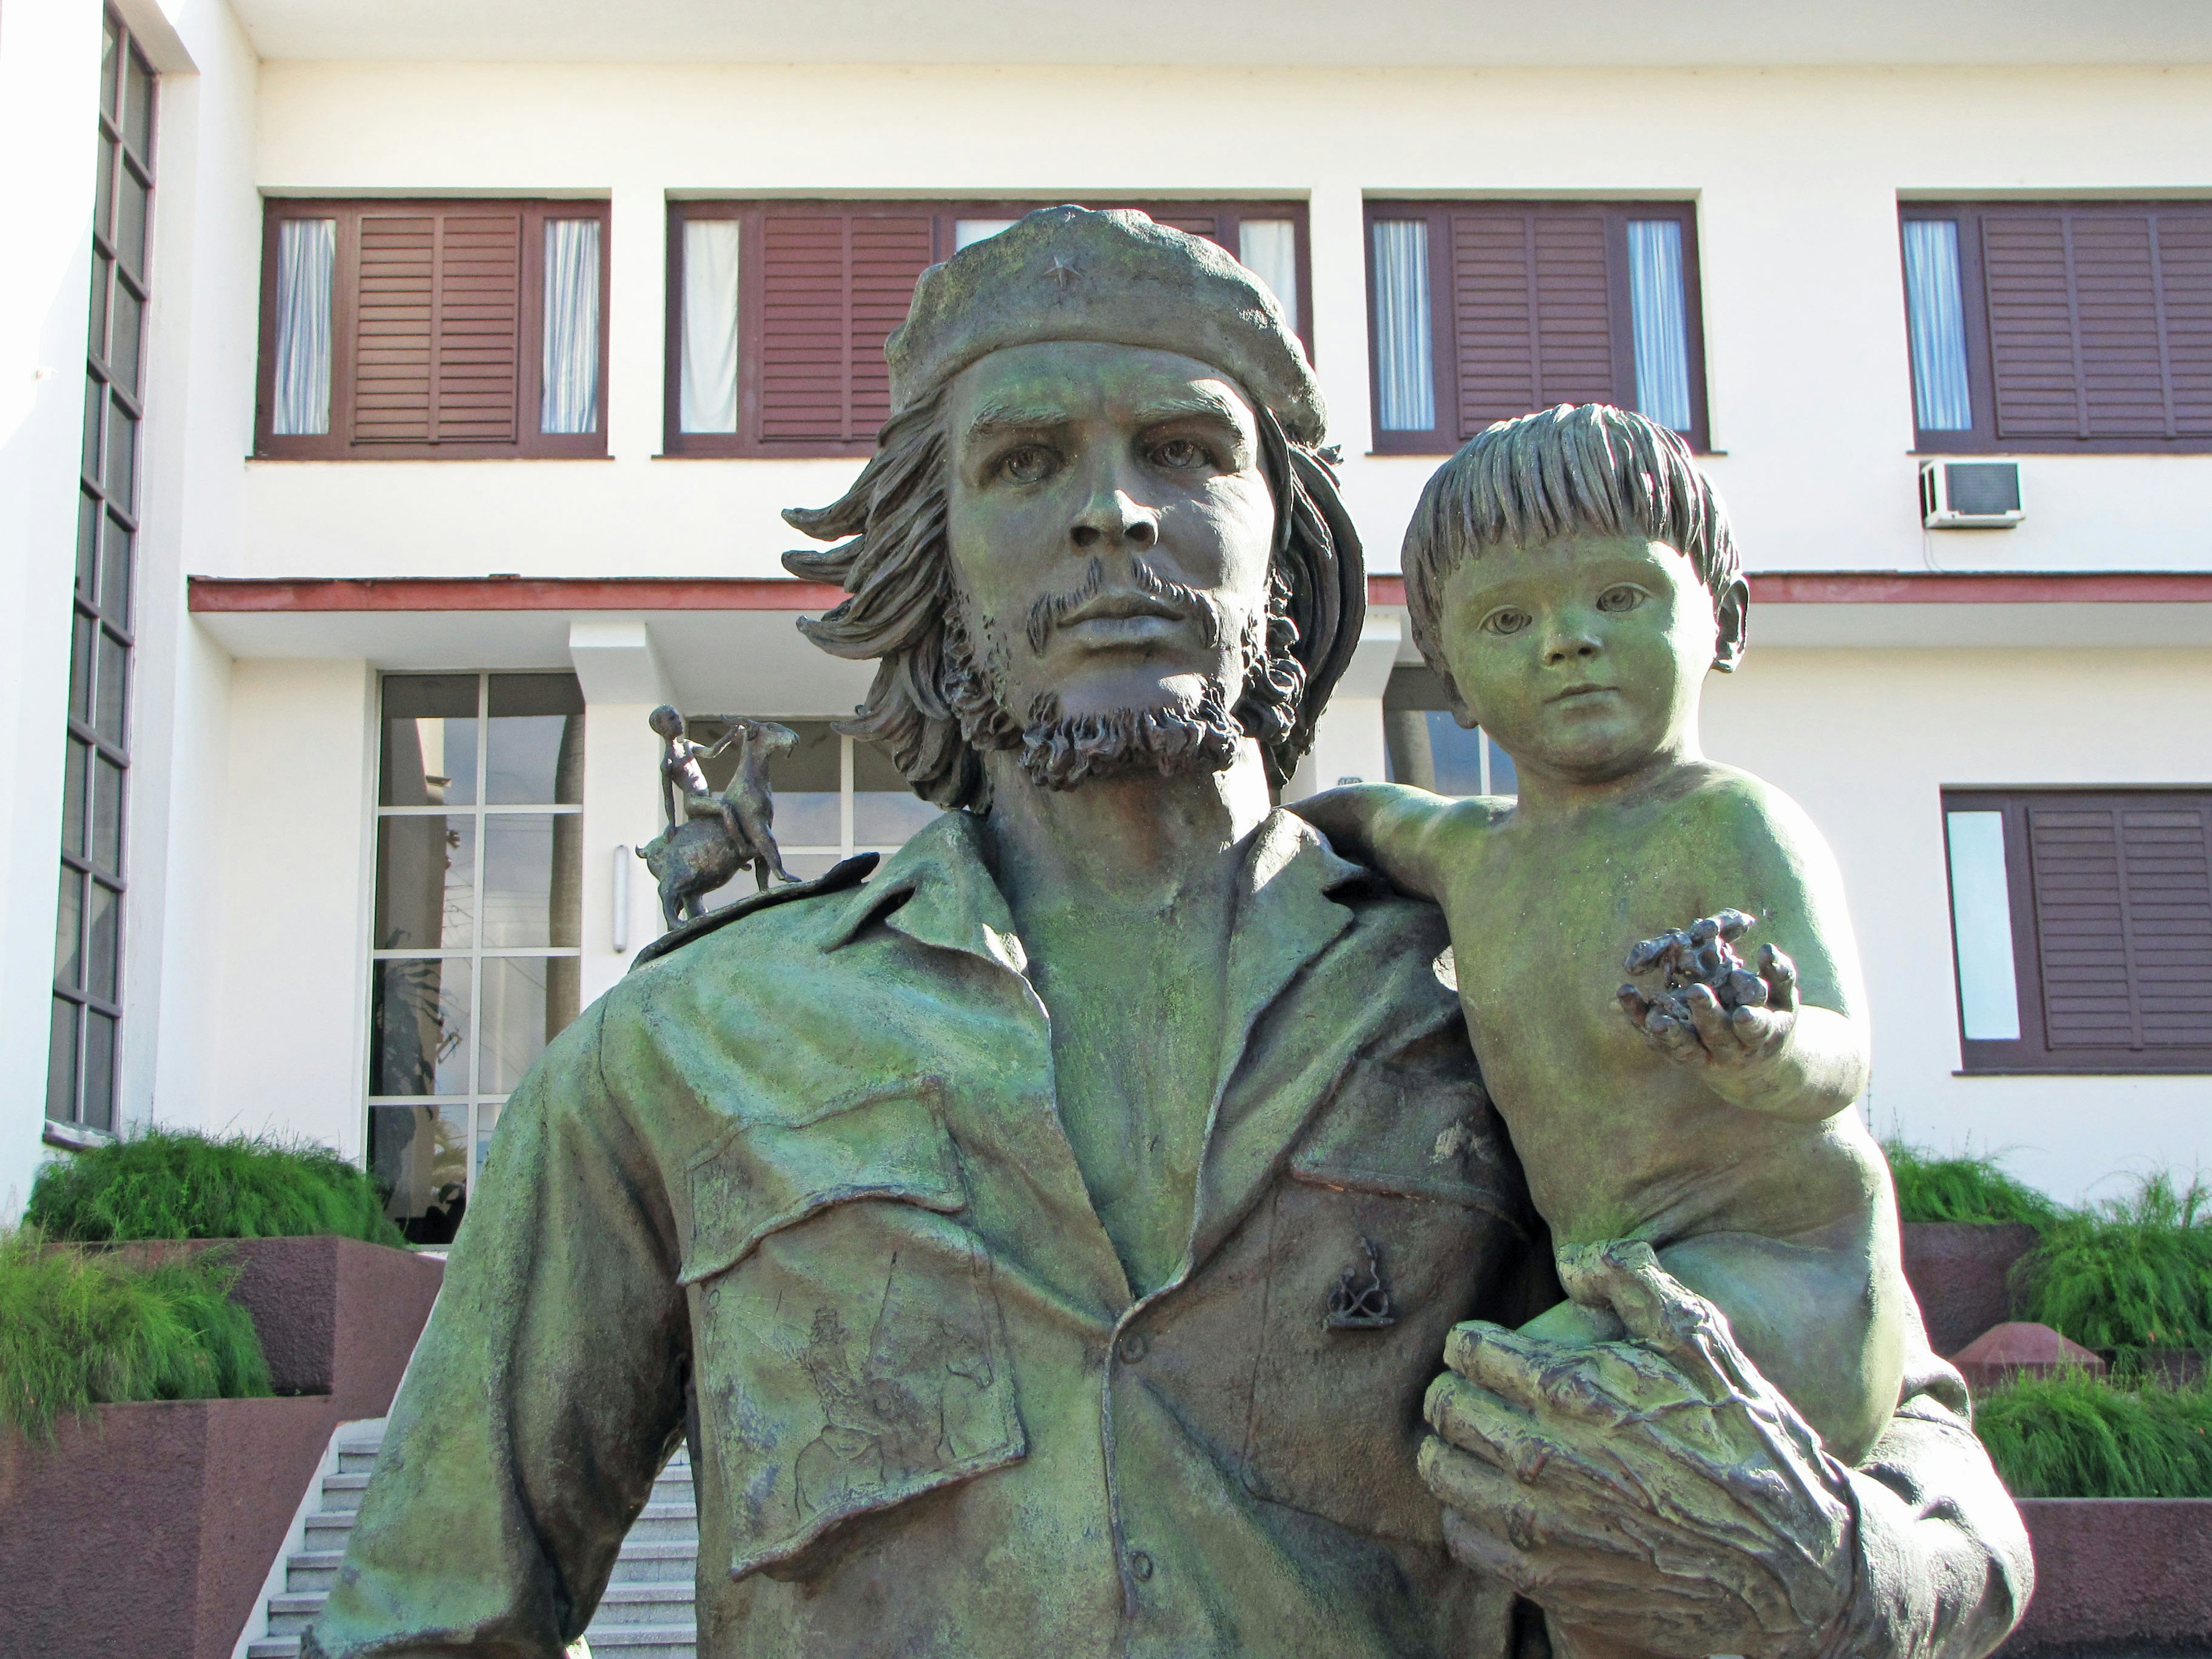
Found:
[1616,942,1802,1104]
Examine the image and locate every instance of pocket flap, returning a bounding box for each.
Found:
[681,1079,967,1286]
[1289,1038,1522,1225]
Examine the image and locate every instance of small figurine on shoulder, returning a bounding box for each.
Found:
[638,705,801,930]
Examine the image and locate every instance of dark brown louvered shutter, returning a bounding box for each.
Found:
[1448,209,1619,438]
[1983,207,2212,442]
[349,207,522,446]
[2027,796,2212,1051]
[757,210,935,446]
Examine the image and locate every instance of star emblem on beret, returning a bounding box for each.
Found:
[1044,256,1080,289]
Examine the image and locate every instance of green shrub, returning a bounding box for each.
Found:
[25,1128,403,1246]
[0,1229,272,1440]
[2017,1172,2212,1362]
[1884,1141,2060,1228]
[1975,1368,2212,1498]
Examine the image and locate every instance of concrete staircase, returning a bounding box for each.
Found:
[245,1421,699,1659]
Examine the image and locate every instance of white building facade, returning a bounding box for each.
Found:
[4,0,2210,1230]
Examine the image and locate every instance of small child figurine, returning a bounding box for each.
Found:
[1297,408,1910,1615]
[650,703,746,849]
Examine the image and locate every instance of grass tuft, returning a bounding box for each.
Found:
[1884,1141,2061,1228]
[2016,1171,2212,1363]
[25,1128,403,1247]
[1975,1367,2212,1498]
[0,1228,272,1441]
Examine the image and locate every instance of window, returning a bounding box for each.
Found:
[1902,202,2212,453]
[683,719,941,897]
[369,674,584,1242]
[1365,200,1709,455]
[1943,789,2212,1074]
[256,199,609,459]
[51,9,155,1139]
[663,200,1311,457]
[1382,668,1518,798]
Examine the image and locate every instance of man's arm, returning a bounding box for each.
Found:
[1420,1243,2031,1659]
[1291,782,1474,902]
[304,1001,690,1659]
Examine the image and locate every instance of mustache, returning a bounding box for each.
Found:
[1023,556,1224,657]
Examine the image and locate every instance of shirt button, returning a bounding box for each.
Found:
[1129,1550,1154,1581]
[1118,1333,1147,1363]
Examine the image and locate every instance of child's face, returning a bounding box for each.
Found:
[1433,532,1738,783]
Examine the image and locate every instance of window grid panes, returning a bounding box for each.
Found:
[369,673,584,1243]
[1381,668,1518,800]
[51,7,153,1136]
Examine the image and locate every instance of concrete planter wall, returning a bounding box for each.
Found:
[1900,1221,2041,1358]
[1999,1498,2212,1656]
[0,1236,441,1659]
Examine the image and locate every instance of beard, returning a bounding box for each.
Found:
[941,605,1262,794]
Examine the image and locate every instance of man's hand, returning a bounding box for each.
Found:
[1418,1241,1859,1659]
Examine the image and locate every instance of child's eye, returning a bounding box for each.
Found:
[1596,585,1646,613]
[997,445,1059,484]
[1482,608,1532,636]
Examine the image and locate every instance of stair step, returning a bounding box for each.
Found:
[588,1582,696,1626]
[609,1542,698,1584]
[579,1625,699,1658]
[247,1642,300,1659]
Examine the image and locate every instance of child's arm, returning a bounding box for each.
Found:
[1620,776,1870,1122]
[1290,783,1472,903]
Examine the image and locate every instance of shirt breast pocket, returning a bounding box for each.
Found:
[1241,1032,1526,1546]
[679,1079,1026,1581]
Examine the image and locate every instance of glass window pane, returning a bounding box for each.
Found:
[1627,219,1694,434]
[1484,732,1517,798]
[100,16,119,120]
[95,629,127,747]
[482,814,580,947]
[1903,220,1974,433]
[853,738,940,846]
[540,219,601,435]
[88,253,112,363]
[48,998,80,1123]
[380,675,480,806]
[376,815,475,951]
[55,869,85,989]
[755,720,840,847]
[479,955,576,1093]
[77,493,100,599]
[101,513,132,624]
[486,673,584,804]
[92,755,123,873]
[104,395,135,507]
[82,374,104,483]
[86,880,120,1003]
[272,219,335,436]
[1238,219,1299,325]
[1946,810,2022,1041]
[82,1009,116,1132]
[955,218,1018,250]
[369,958,471,1096]
[70,612,94,726]
[116,163,149,275]
[679,218,740,434]
[475,1099,503,1175]
[111,281,143,393]
[94,135,116,245]
[63,739,89,859]
[122,48,153,157]
[369,1103,469,1245]
[1372,221,1435,433]
[1425,711,1486,796]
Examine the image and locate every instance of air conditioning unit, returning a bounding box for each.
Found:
[1921,460,2025,529]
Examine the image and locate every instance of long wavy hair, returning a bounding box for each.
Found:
[782,384,1366,811]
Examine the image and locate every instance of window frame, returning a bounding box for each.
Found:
[1903,200,2212,456]
[661,198,1313,459]
[1362,198,1710,457]
[253,197,612,461]
[1944,786,2212,1075]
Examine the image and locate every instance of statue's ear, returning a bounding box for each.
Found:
[1711,578,1749,673]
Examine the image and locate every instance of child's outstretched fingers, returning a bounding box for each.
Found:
[1758,944,1800,1012]
[1681,984,1737,1054]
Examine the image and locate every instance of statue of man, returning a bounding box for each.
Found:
[307,208,2029,1659]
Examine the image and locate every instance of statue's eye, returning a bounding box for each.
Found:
[997,445,1057,484]
[1482,608,1532,636]
[1150,436,1212,471]
[1597,584,1646,613]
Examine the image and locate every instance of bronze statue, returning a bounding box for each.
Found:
[306,208,2030,1659]
[638,706,801,927]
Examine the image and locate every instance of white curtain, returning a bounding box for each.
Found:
[1903,219,1974,431]
[1627,220,1693,433]
[679,219,741,434]
[540,219,601,436]
[1372,220,1435,433]
[955,218,1018,251]
[1238,219,1299,325]
[272,218,335,436]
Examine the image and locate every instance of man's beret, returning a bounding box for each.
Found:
[885,205,1328,446]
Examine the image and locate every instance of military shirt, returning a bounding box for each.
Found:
[306,810,2025,1659]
